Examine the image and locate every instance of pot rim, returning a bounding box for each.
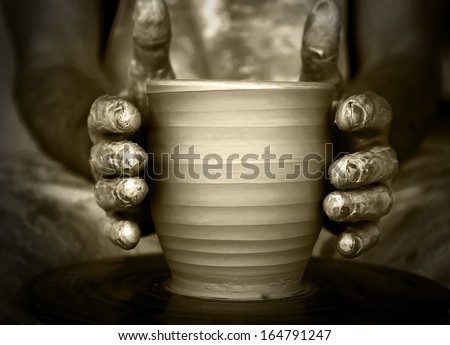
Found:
[146,79,334,94]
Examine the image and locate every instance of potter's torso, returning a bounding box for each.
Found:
[105,0,348,88]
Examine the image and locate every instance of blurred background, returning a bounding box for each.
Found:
[0,5,36,153]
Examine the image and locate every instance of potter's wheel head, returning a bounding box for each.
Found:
[23,256,450,324]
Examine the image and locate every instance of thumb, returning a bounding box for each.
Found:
[128,0,175,111]
[300,0,342,95]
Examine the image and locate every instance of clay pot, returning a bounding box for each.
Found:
[147,80,333,300]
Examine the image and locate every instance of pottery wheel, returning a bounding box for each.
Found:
[22,256,450,324]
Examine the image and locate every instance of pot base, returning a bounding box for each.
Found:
[164,275,317,301]
[23,255,450,324]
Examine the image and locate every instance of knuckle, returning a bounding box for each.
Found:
[88,95,108,142]
[88,95,114,127]
[386,147,399,176]
[89,141,117,178]
[94,179,112,210]
[374,146,399,181]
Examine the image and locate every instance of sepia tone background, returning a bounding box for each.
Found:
[0,0,449,324]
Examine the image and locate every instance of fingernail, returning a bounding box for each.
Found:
[337,232,362,258]
[329,155,365,189]
[302,0,341,75]
[340,101,367,131]
[337,222,380,258]
[133,0,170,44]
[313,0,341,20]
[323,193,353,221]
[110,100,141,133]
[106,219,140,250]
[314,0,330,14]
[116,178,149,207]
[117,221,141,249]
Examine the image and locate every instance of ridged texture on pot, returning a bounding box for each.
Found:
[148,82,332,300]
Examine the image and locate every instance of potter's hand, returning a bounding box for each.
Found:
[88,0,174,249]
[301,0,398,258]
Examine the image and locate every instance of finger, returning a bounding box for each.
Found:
[323,184,393,222]
[300,0,342,91]
[103,214,141,250]
[88,95,141,143]
[129,0,175,108]
[94,177,149,212]
[133,0,172,74]
[329,146,398,189]
[90,140,148,179]
[335,92,392,134]
[336,222,380,258]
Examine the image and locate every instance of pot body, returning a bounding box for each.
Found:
[147,80,333,300]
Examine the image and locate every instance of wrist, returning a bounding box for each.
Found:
[14,65,106,178]
[343,56,440,161]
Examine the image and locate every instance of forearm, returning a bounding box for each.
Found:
[344,55,440,161]
[346,0,444,160]
[14,65,107,178]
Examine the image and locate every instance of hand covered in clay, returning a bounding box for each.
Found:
[88,0,174,249]
[300,0,398,258]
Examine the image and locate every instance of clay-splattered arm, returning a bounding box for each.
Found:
[1,0,106,177]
